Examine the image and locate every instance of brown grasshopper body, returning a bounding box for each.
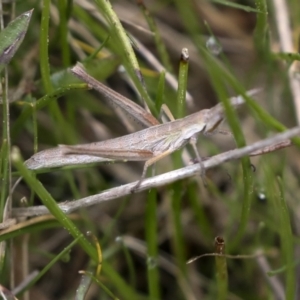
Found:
[25,108,212,170]
[62,109,211,160]
[25,89,259,190]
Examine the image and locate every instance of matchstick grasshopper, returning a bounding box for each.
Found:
[25,63,260,190]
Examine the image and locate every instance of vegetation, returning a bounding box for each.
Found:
[0,0,299,299]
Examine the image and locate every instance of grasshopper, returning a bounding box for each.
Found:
[58,88,259,190]
[25,64,260,190]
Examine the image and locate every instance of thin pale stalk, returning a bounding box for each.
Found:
[273,0,300,124]
[76,271,118,300]
[255,252,285,300]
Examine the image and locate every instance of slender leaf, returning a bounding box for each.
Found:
[0,10,33,73]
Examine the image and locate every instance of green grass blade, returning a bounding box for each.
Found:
[138,1,173,73]
[176,48,189,119]
[0,139,8,222]
[277,177,296,300]
[214,237,228,300]
[155,71,165,112]
[11,83,89,139]
[171,183,187,276]
[173,0,255,247]
[12,147,141,299]
[254,0,268,56]
[16,235,81,296]
[58,0,71,67]
[145,188,160,299]
[95,0,157,115]
[11,147,96,259]
[40,0,53,93]
[0,10,33,73]
[76,271,119,300]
